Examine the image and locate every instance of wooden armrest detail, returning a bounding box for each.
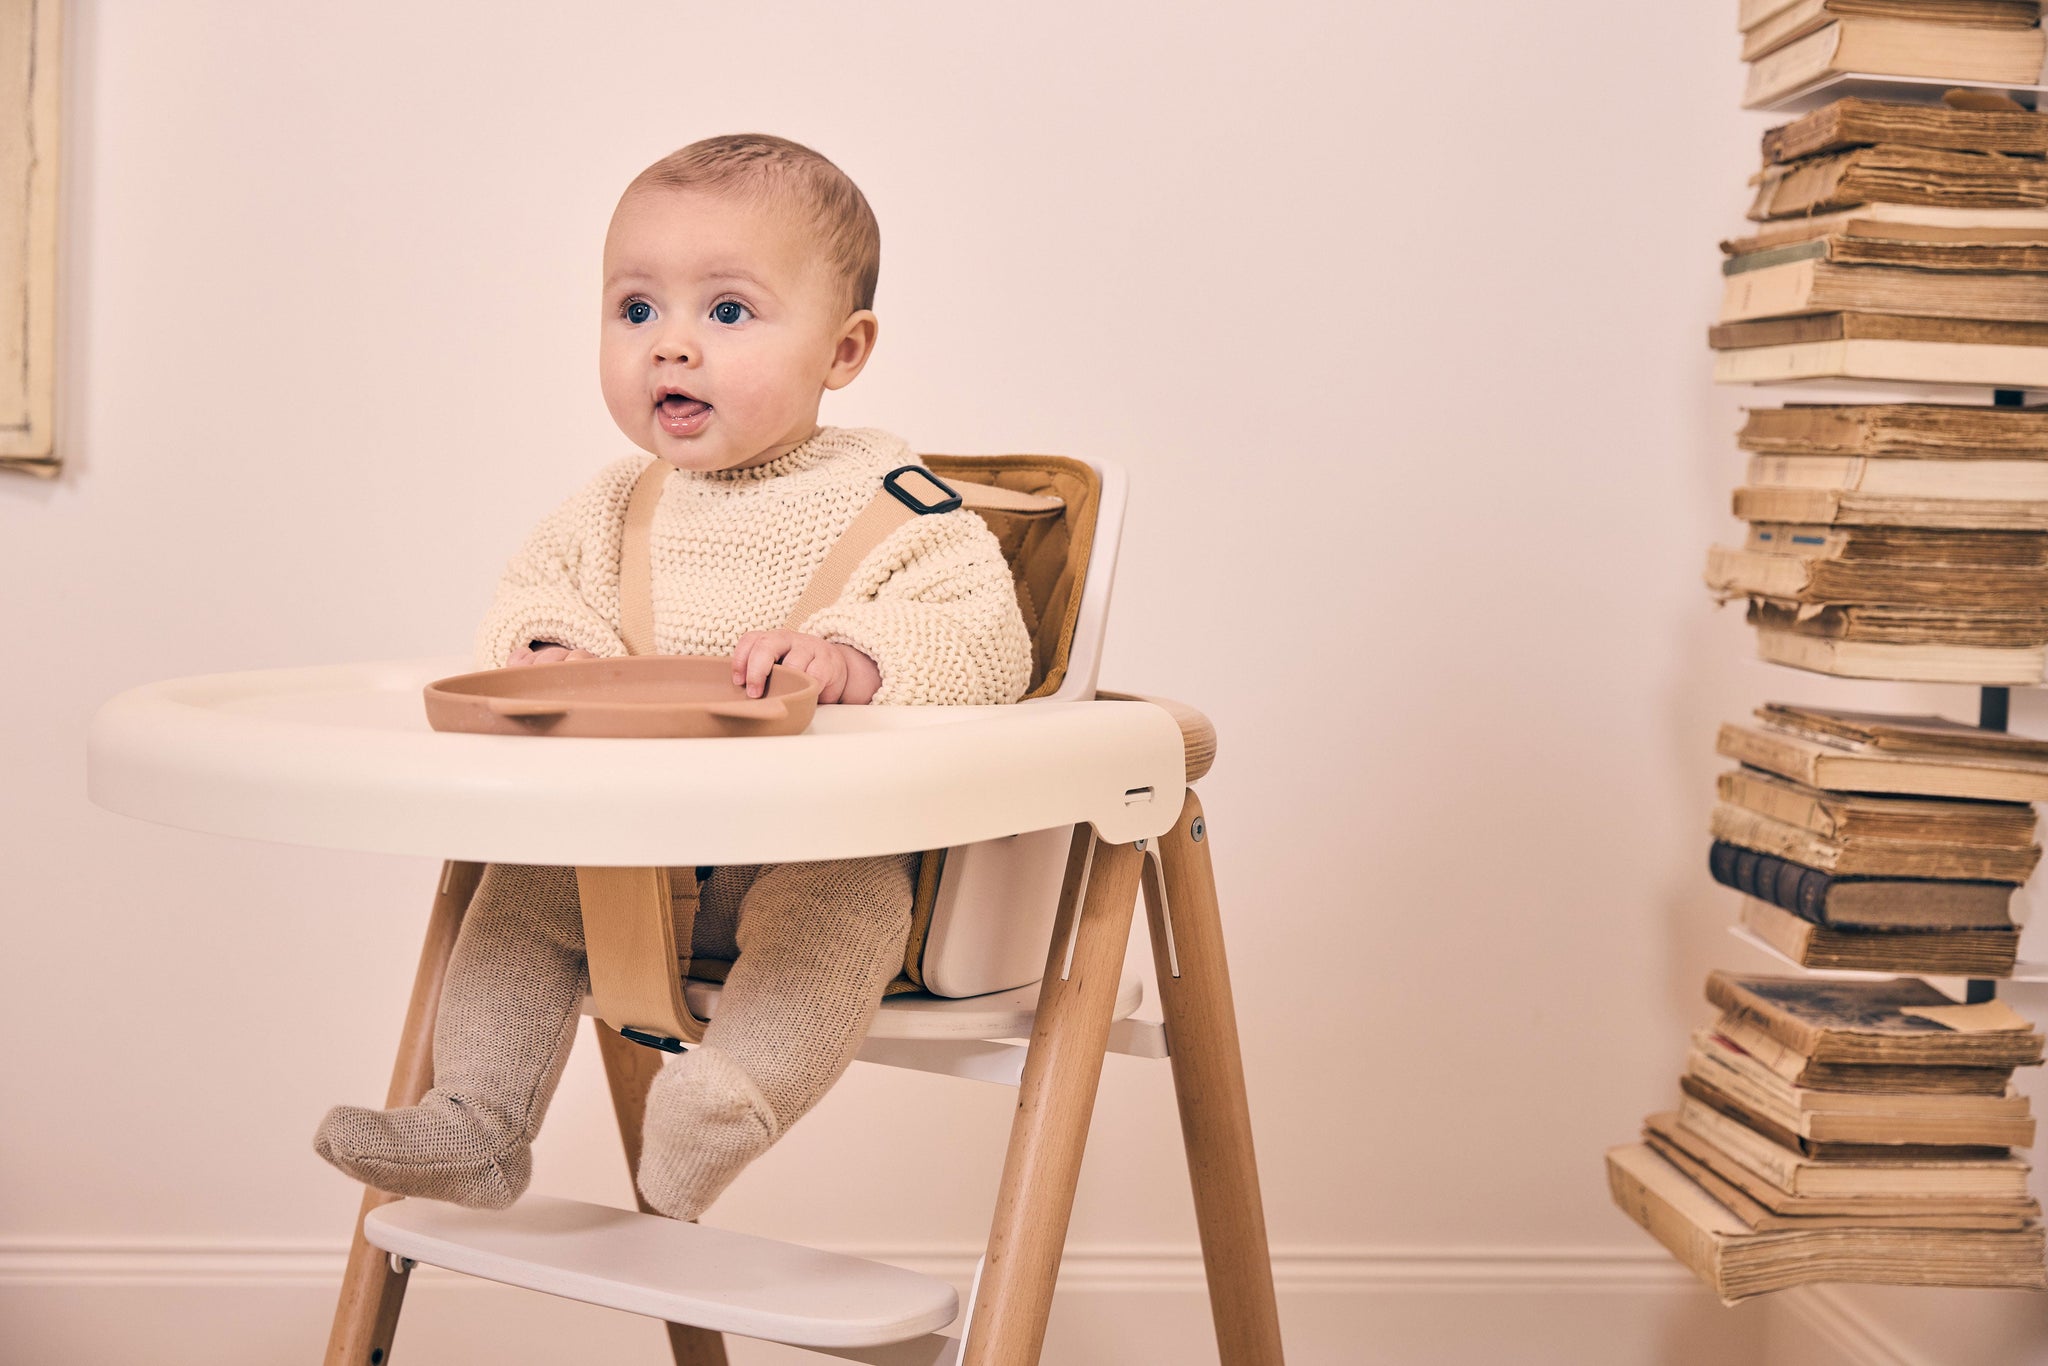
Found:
[1097,690,1215,785]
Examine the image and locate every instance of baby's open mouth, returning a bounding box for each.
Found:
[656,390,712,435]
[659,392,710,418]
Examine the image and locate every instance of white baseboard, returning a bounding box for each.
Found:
[0,1238,1763,1366]
[0,1235,1691,1291]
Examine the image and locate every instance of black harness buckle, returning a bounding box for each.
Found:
[619,1026,685,1054]
[883,465,962,515]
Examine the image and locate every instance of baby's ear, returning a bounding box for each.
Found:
[825,310,879,390]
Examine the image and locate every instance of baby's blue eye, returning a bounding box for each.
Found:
[711,300,751,325]
[623,299,654,325]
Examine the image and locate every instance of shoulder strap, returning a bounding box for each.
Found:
[615,459,1062,651]
[777,465,1061,631]
[618,459,670,657]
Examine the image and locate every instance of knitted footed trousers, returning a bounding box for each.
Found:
[313,853,915,1219]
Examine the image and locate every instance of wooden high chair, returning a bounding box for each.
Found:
[85,455,1284,1366]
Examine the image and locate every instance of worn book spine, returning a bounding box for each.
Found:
[1747,22,2048,108]
[1739,896,2022,975]
[1714,339,2048,389]
[1743,0,1807,34]
[1687,1037,2038,1144]
[1710,542,2048,605]
[1714,313,2048,347]
[1714,1013,2019,1093]
[1750,145,2048,220]
[1605,1147,1732,1294]
[1677,1094,1810,1188]
[1736,486,2048,530]
[1753,600,2048,650]
[1703,968,2047,1067]
[1763,96,2048,163]
[1645,1115,2041,1223]
[1719,259,2048,326]
[1746,23,1848,106]
[1716,721,2048,801]
[1712,840,1832,921]
[1712,800,2041,881]
[1738,403,2048,461]
[1719,768,1844,837]
[1753,628,2048,686]
[1717,723,1832,788]
[1746,453,2048,499]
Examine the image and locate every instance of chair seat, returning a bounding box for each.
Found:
[575,972,1146,1041]
[363,1194,959,1348]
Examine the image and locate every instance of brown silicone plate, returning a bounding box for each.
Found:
[423,655,820,738]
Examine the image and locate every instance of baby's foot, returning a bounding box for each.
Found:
[313,1090,532,1209]
[637,1044,782,1221]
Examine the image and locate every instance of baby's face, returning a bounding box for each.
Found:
[600,187,871,472]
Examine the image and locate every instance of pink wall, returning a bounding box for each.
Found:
[5,3,2020,1362]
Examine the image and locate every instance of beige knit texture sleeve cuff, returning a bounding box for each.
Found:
[799,508,1034,707]
[472,461,639,671]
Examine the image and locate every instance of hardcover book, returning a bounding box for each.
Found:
[1703,971,2045,1068]
[1760,94,2048,162]
[1746,21,2048,109]
[1718,765,2041,845]
[1607,1143,2046,1302]
[1736,403,2048,460]
[1716,706,2048,800]
[1686,1031,2035,1145]
[1646,1111,2039,1218]
[1738,894,2022,974]
[1708,828,2027,909]
[1750,144,2048,220]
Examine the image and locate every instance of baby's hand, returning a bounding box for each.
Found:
[732,629,881,705]
[507,642,600,668]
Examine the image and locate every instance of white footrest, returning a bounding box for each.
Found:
[363,1195,959,1349]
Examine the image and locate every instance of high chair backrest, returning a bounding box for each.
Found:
[921,454,1124,703]
[906,454,1127,997]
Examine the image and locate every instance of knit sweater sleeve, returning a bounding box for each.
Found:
[471,460,640,670]
[797,508,1034,706]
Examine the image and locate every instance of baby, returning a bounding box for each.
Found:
[314,134,1032,1220]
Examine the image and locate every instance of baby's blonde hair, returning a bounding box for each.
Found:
[626,133,880,314]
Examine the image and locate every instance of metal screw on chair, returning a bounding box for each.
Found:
[1190,816,1205,842]
[387,1252,415,1276]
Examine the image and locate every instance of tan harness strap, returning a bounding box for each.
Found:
[778,491,916,633]
[585,459,695,1048]
[779,466,1063,632]
[577,864,709,1047]
[617,458,670,657]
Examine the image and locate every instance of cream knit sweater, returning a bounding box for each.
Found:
[476,427,1033,707]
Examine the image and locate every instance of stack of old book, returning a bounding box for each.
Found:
[1708,99,2048,684]
[1714,96,2048,391]
[1609,971,2047,1301]
[1705,403,2048,682]
[1714,702,2048,973]
[1742,2,2046,110]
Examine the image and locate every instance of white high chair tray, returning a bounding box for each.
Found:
[87,658,1187,865]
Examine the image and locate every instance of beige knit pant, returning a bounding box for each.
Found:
[313,854,915,1220]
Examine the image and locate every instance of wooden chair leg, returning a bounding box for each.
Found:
[1143,792,1285,1365]
[594,1021,732,1366]
[324,860,485,1366]
[964,832,1145,1366]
